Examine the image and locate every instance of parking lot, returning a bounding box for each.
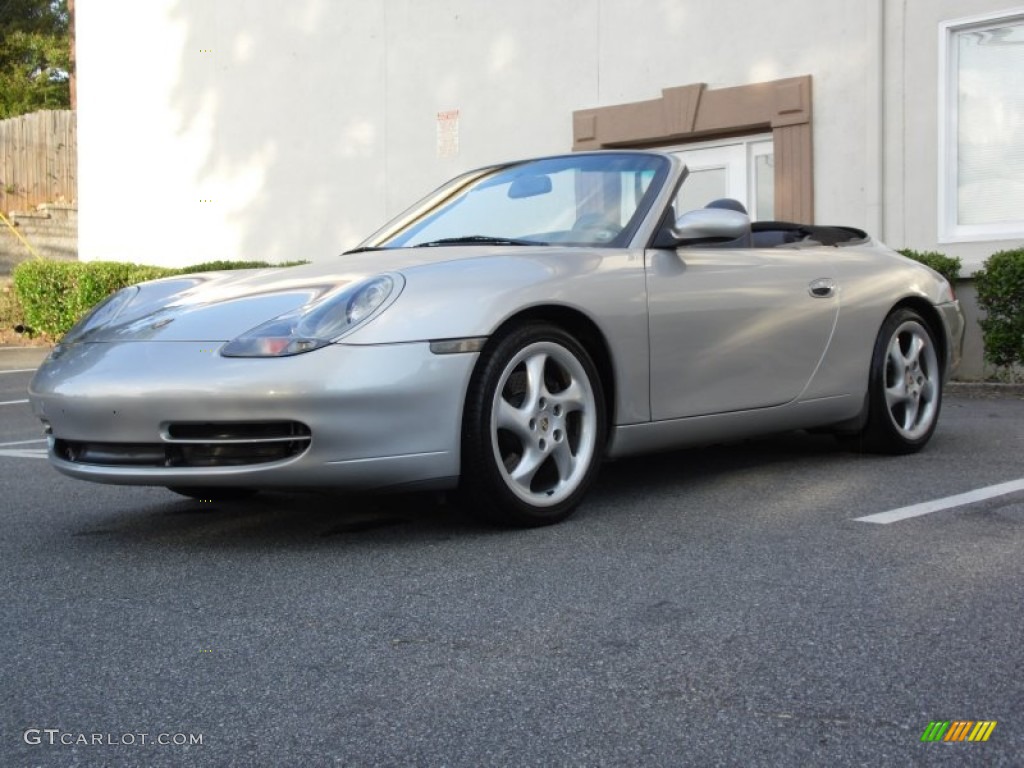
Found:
[2,348,1022,767]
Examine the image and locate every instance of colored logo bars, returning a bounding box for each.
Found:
[921,721,997,742]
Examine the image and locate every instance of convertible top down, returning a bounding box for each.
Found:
[30,151,963,526]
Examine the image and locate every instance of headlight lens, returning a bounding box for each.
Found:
[221,274,401,357]
[345,277,392,324]
[62,286,140,344]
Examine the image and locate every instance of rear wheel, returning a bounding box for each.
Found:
[167,487,258,502]
[460,323,607,527]
[853,308,943,454]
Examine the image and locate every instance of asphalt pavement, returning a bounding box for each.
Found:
[1,353,1022,767]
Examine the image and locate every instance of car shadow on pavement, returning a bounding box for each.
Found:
[77,486,513,549]
[50,429,861,550]
[594,429,853,499]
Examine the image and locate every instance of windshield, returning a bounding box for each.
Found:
[376,153,669,249]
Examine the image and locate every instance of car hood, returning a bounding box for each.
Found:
[67,246,559,343]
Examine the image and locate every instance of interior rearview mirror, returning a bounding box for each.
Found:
[508,174,553,199]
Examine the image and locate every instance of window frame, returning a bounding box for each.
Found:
[939,8,1024,243]
[662,135,774,221]
[572,77,813,224]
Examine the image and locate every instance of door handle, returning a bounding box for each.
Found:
[808,278,836,298]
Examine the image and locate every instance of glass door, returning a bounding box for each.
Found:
[668,136,774,221]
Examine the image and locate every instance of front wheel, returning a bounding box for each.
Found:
[460,323,607,527]
[853,308,943,454]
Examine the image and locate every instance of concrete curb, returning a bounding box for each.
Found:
[947,381,1024,398]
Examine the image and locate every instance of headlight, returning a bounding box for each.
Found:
[221,274,402,357]
[62,286,140,344]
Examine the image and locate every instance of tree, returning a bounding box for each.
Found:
[0,0,71,118]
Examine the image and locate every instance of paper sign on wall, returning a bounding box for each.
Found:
[436,109,460,158]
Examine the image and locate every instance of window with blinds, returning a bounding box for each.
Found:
[941,12,1024,242]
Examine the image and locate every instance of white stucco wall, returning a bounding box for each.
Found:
[75,0,876,266]
[76,0,1020,272]
[884,0,1024,274]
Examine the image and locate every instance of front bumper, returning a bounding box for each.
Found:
[29,340,478,491]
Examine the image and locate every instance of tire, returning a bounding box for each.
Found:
[854,308,943,454]
[167,487,258,502]
[460,323,607,527]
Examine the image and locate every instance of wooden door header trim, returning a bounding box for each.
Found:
[572,76,812,150]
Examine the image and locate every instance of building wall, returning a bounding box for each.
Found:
[884,0,1023,273]
[78,0,880,266]
[881,0,1024,378]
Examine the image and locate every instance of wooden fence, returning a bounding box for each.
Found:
[0,110,77,213]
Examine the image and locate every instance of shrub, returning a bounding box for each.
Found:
[897,249,962,285]
[974,248,1024,369]
[0,279,30,335]
[178,259,306,273]
[12,259,306,338]
[13,261,176,337]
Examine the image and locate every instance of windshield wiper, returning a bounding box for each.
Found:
[412,235,547,248]
[342,245,393,255]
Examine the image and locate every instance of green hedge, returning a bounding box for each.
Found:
[974,248,1024,369]
[0,280,28,332]
[175,259,308,274]
[12,259,303,338]
[897,249,962,285]
[14,261,176,337]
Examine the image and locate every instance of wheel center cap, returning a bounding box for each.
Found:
[539,416,550,432]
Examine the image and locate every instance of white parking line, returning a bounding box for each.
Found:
[0,438,46,447]
[855,478,1024,524]
[0,399,29,406]
[0,448,48,460]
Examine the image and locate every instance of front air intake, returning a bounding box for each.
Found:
[55,421,312,468]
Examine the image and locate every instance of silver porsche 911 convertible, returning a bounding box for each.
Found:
[29,151,964,526]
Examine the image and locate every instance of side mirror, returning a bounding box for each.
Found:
[508,174,553,199]
[654,208,750,247]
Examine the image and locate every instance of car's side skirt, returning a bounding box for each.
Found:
[606,394,861,459]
